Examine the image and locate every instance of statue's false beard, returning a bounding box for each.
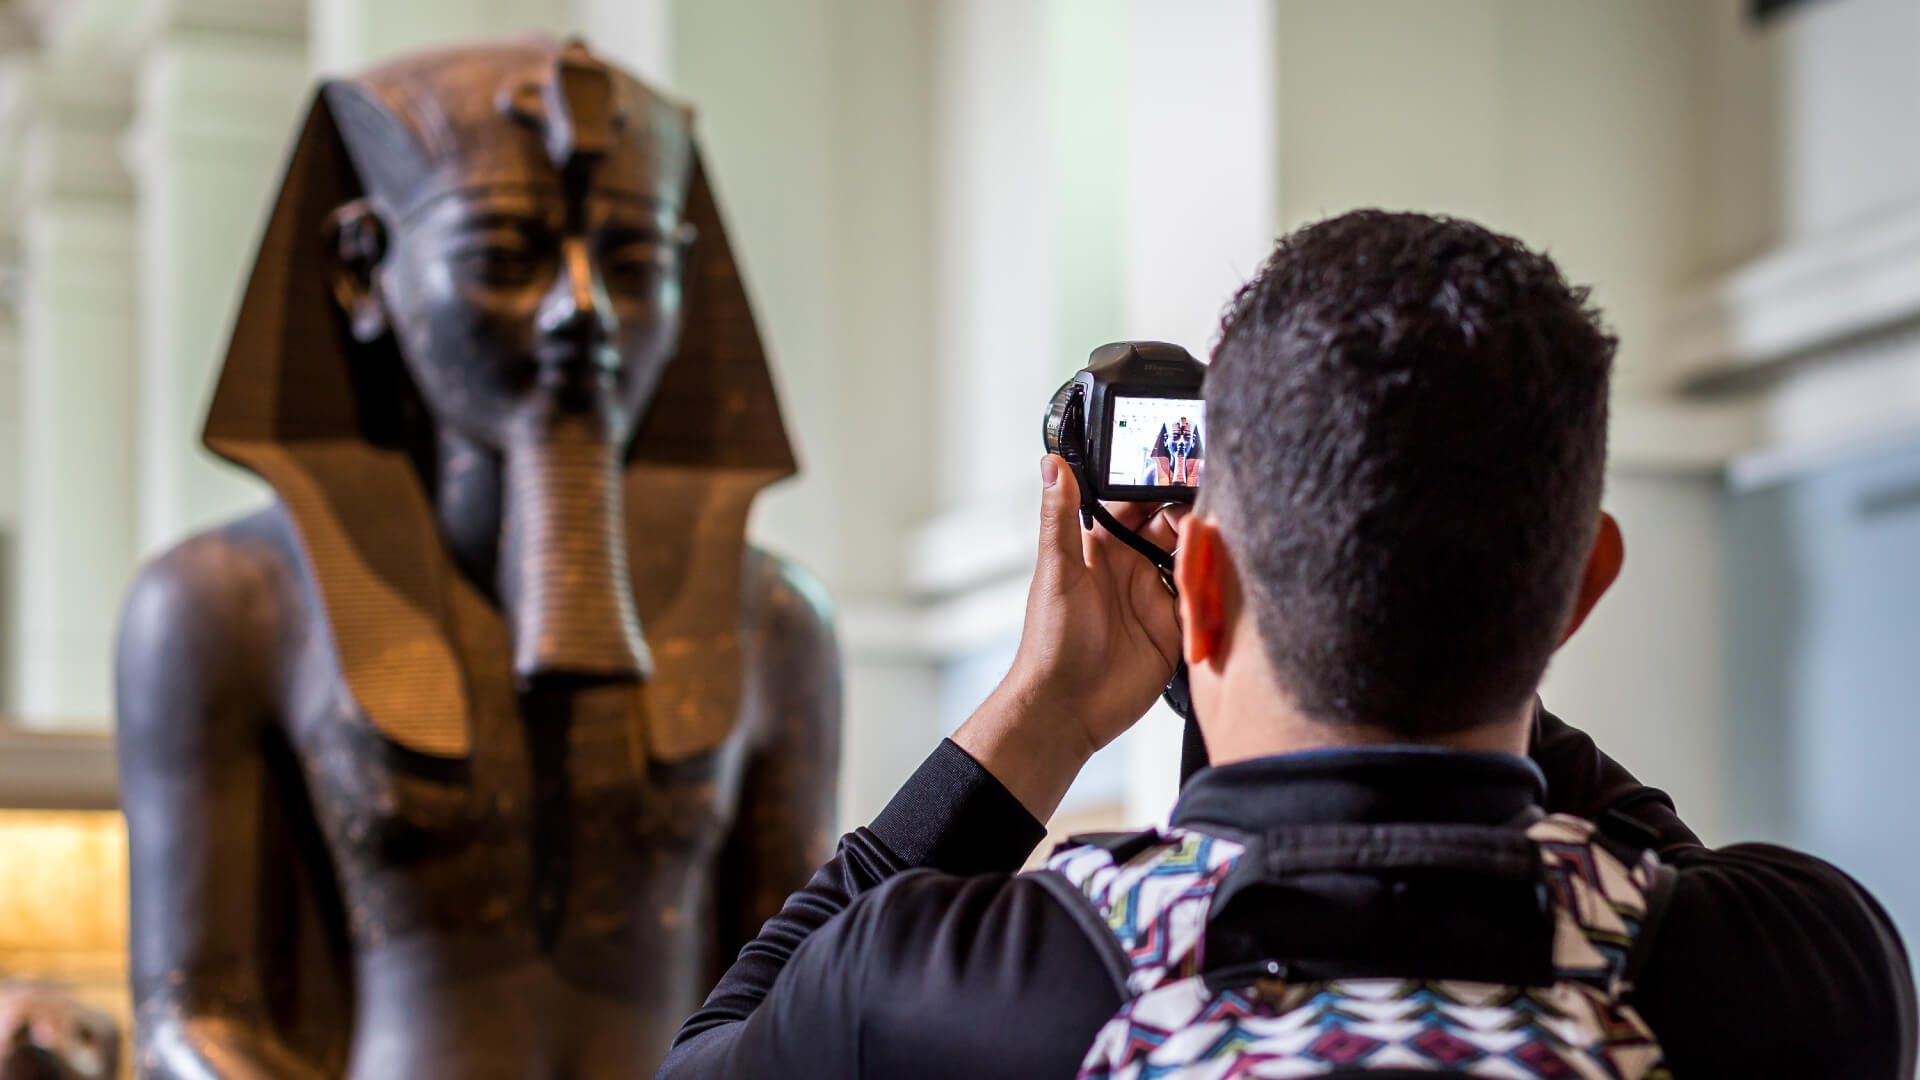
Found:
[496,412,653,685]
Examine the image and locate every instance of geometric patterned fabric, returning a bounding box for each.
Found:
[1045,814,1671,1079]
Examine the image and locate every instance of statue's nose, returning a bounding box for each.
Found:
[535,237,617,365]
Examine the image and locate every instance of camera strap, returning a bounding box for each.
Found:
[1085,501,1175,579]
[1071,468,1212,786]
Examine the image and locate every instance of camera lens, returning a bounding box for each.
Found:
[1042,380,1076,456]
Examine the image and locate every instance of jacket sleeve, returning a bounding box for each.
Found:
[660,867,1123,1080]
[657,738,1051,1077]
[1529,702,1700,847]
[1532,702,1918,1079]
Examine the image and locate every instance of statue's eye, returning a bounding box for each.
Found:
[455,243,543,288]
[601,241,673,297]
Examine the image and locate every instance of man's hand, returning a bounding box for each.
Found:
[953,455,1186,821]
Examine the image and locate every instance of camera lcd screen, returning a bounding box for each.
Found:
[1108,396,1205,489]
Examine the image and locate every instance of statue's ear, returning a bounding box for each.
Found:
[324,198,389,344]
[317,79,438,350]
[628,142,796,476]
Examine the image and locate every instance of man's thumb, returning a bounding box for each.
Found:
[1037,455,1082,578]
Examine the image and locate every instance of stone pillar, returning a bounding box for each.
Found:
[125,6,306,553]
[1,59,138,727]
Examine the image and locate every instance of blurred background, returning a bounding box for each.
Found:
[0,0,1917,1042]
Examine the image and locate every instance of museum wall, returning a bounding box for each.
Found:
[1,0,1919,1042]
[1694,0,1920,982]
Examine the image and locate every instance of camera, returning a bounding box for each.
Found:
[1043,342,1210,779]
[1043,342,1208,503]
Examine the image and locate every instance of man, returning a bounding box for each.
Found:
[657,212,1917,1078]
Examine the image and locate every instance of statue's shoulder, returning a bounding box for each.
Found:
[740,546,837,648]
[127,503,307,618]
[116,503,307,703]
[735,546,840,751]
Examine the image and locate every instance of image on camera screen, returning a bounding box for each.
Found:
[1108,396,1205,489]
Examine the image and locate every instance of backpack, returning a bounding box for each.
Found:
[1043,813,1674,1079]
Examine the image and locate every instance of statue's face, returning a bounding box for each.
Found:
[330,160,693,679]
[373,181,686,449]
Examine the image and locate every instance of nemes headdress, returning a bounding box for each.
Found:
[204,39,794,762]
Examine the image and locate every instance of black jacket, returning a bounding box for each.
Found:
[659,708,1917,1078]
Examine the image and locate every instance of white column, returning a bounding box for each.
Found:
[126,10,306,554]
[0,257,19,530]
[1114,0,1276,826]
[0,253,19,714]
[2,59,138,727]
[927,0,1058,512]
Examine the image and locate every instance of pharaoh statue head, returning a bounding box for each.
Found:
[205,39,794,762]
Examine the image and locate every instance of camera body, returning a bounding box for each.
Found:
[1043,341,1208,502]
[1041,341,1210,776]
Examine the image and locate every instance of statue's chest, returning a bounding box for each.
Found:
[290,675,748,947]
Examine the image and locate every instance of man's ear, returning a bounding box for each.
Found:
[324,198,390,344]
[1560,511,1624,645]
[1175,514,1234,667]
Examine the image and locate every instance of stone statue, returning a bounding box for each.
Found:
[114,40,839,1080]
[0,984,119,1080]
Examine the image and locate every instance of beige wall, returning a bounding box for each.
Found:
[1275,0,1710,396]
[672,0,942,821]
[1270,1,1739,838]
[673,0,937,604]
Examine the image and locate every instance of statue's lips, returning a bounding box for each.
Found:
[532,346,623,411]
[533,342,621,375]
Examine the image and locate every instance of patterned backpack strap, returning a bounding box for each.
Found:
[1046,827,1248,995]
[1528,812,1676,997]
[1059,815,1676,1080]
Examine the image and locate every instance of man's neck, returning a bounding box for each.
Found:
[1197,665,1533,765]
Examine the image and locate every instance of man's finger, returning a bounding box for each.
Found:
[1100,500,1189,552]
[1103,499,1161,533]
[1137,504,1188,553]
[1036,455,1085,584]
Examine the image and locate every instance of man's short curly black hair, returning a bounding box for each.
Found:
[1203,210,1616,736]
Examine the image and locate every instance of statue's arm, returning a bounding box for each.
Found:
[716,551,844,956]
[115,543,332,1080]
